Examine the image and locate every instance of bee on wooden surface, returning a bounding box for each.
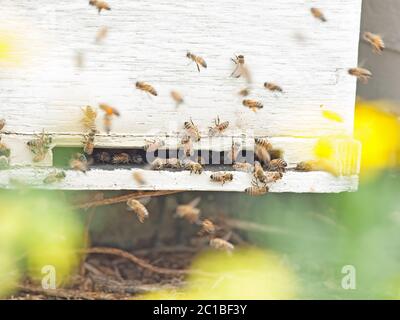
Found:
[363,32,385,54]
[81,106,97,131]
[233,162,253,173]
[175,197,201,224]
[186,51,207,72]
[95,26,108,44]
[126,198,149,223]
[89,0,111,14]
[150,157,167,170]
[208,116,229,137]
[184,119,201,142]
[43,170,66,184]
[245,179,269,196]
[238,87,250,97]
[264,82,283,93]
[243,99,263,112]
[254,137,273,164]
[295,160,321,172]
[96,151,111,164]
[209,238,234,253]
[348,67,372,84]
[227,141,241,164]
[311,7,327,22]
[253,161,268,184]
[266,171,283,183]
[210,172,233,185]
[136,81,158,96]
[268,158,287,173]
[165,158,182,169]
[82,128,97,155]
[27,131,52,163]
[0,119,5,131]
[199,219,216,236]
[183,159,203,174]
[70,153,89,173]
[132,170,146,185]
[171,90,184,107]
[180,135,194,157]
[0,143,10,158]
[144,139,165,153]
[112,152,131,164]
[255,138,273,151]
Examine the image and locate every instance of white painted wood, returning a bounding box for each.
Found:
[0,168,358,193]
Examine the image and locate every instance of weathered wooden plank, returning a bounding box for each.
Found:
[0,168,358,193]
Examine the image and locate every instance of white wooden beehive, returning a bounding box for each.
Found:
[0,0,362,192]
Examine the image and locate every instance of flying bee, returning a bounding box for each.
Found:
[210,238,234,253]
[96,151,111,164]
[132,170,146,185]
[136,81,158,96]
[89,0,111,14]
[112,153,131,164]
[170,90,184,107]
[198,219,216,236]
[311,7,327,22]
[243,99,263,112]
[82,128,97,155]
[208,116,229,137]
[268,158,287,173]
[175,197,201,224]
[186,51,207,72]
[81,105,97,131]
[227,141,241,164]
[0,119,5,131]
[264,82,283,93]
[210,172,233,185]
[254,161,268,184]
[238,87,250,97]
[144,139,165,153]
[43,170,66,184]
[230,54,252,83]
[70,153,89,173]
[180,135,194,157]
[95,26,108,44]
[0,143,10,158]
[363,32,385,54]
[183,159,203,174]
[254,137,272,164]
[184,119,201,142]
[126,198,149,223]
[99,103,120,117]
[27,131,52,162]
[348,67,372,84]
[245,179,269,196]
[233,162,253,173]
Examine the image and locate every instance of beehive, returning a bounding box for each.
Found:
[0,0,362,192]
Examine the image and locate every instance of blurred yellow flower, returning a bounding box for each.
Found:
[0,30,22,66]
[322,110,344,123]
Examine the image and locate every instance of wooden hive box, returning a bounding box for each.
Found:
[0,0,362,192]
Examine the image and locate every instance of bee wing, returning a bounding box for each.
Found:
[188,196,201,208]
[138,196,152,206]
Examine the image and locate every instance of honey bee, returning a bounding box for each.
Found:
[363,32,385,54]
[311,7,327,22]
[144,139,165,153]
[132,170,146,185]
[238,88,250,97]
[255,138,273,150]
[264,82,283,93]
[70,153,89,173]
[165,158,182,169]
[210,172,233,185]
[254,161,268,184]
[268,158,287,173]
[245,179,269,196]
[295,160,321,172]
[112,153,131,164]
[82,128,97,155]
[348,67,372,84]
[43,171,66,184]
[27,131,53,162]
[81,106,97,131]
[209,238,234,253]
[227,141,241,164]
[89,0,111,14]
[199,219,216,236]
[233,162,253,173]
[184,119,201,142]
[126,198,149,223]
[180,135,194,157]
[0,143,10,158]
[175,197,201,224]
[243,99,263,112]
[254,137,272,164]
[95,26,108,44]
[150,157,166,170]
[266,171,283,182]
[96,151,111,164]
[0,119,5,131]
[171,90,184,107]
[230,54,251,82]
[186,52,207,72]
[183,159,203,174]
[208,116,229,137]
[136,81,158,96]
[99,103,120,117]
